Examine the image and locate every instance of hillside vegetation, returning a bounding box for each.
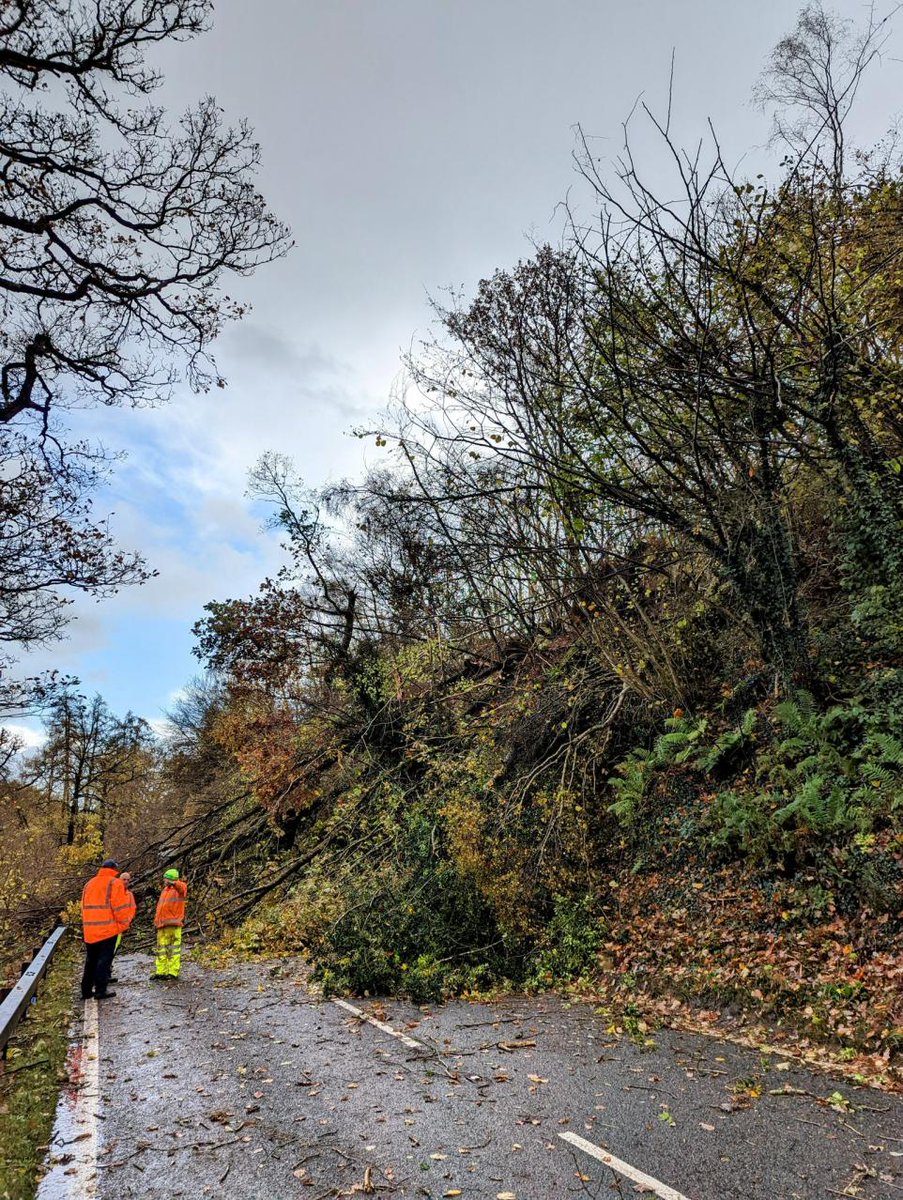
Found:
[176,9,903,1061]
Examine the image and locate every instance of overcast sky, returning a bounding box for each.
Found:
[7,0,903,744]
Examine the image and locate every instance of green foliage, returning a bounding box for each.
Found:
[609,684,903,885]
[310,856,513,1003]
[750,689,903,848]
[610,709,758,826]
[299,808,525,1002]
[526,894,605,989]
[851,585,903,654]
[696,707,759,775]
[609,715,708,824]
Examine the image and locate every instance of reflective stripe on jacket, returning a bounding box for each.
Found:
[81,868,132,944]
[155,880,188,929]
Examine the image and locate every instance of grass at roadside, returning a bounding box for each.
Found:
[0,943,77,1200]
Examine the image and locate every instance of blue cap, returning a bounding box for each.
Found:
[101,859,119,869]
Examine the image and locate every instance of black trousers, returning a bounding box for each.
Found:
[81,935,117,998]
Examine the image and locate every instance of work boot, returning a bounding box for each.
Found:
[149,973,167,980]
[95,991,117,1000]
[107,977,119,984]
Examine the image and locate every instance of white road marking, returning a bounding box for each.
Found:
[332,998,424,1049]
[37,1000,100,1199]
[559,1131,695,1200]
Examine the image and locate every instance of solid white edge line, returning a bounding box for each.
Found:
[331,998,424,1049]
[80,1000,100,1197]
[38,1000,100,1199]
[559,1131,694,1200]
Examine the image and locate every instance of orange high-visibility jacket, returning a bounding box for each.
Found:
[121,888,137,930]
[81,868,133,944]
[155,880,188,929]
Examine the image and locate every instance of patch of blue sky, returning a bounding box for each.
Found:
[72,612,199,724]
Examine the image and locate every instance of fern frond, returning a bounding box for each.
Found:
[864,732,903,765]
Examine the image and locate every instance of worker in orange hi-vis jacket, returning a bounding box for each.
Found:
[151,869,188,980]
[80,859,133,1000]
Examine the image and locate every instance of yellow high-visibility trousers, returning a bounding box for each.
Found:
[155,927,182,977]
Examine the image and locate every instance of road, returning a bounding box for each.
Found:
[38,953,903,1199]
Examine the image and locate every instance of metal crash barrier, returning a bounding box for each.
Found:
[0,925,68,1060]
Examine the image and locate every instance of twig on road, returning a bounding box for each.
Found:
[318,1143,372,1168]
[245,998,294,1014]
[99,1134,247,1167]
[790,1116,831,1130]
[455,1016,523,1028]
[292,1151,322,1168]
[457,1134,492,1152]
[840,1118,903,1143]
[563,1138,613,1199]
[621,1083,679,1100]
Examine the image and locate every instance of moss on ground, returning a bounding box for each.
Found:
[0,942,77,1200]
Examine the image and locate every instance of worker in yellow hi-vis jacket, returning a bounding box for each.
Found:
[150,869,188,980]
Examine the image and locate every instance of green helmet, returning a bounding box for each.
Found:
[164,868,179,881]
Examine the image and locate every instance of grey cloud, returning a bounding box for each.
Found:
[220,323,347,379]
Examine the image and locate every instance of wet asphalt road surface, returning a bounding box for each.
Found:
[69,954,903,1199]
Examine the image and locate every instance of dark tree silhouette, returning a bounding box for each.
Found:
[0,1,291,710]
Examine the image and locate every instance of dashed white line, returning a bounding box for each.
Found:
[559,1131,695,1200]
[331,998,424,1049]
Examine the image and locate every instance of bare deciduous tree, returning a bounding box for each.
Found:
[0,0,291,429]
